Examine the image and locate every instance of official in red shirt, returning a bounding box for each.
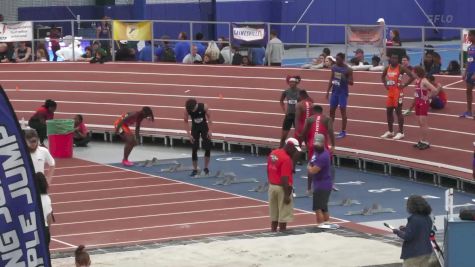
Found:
[28,99,57,146]
[267,137,301,232]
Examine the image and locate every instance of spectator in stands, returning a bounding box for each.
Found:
[36,172,53,257]
[241,56,250,66]
[250,46,266,66]
[392,195,434,266]
[79,46,93,62]
[36,42,50,62]
[138,41,155,62]
[49,25,61,62]
[183,45,202,64]
[323,47,331,57]
[324,56,336,69]
[443,60,461,75]
[14,41,32,62]
[431,52,442,75]
[194,32,206,57]
[401,55,412,71]
[75,245,91,267]
[265,30,284,66]
[205,41,222,63]
[386,29,406,62]
[73,115,91,147]
[350,49,368,66]
[28,99,57,146]
[202,53,212,64]
[0,42,13,63]
[220,41,233,64]
[302,53,325,69]
[92,41,101,55]
[96,16,112,57]
[115,41,136,61]
[175,32,191,63]
[90,47,107,64]
[369,55,384,71]
[156,35,176,62]
[422,51,441,76]
[25,129,55,184]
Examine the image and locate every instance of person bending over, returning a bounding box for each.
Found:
[28,99,57,146]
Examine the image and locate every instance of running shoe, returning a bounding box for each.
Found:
[336,131,346,139]
[190,170,199,177]
[392,133,405,140]
[459,112,473,118]
[122,160,134,167]
[203,168,210,176]
[413,141,423,148]
[380,131,394,138]
[403,109,412,116]
[332,185,340,192]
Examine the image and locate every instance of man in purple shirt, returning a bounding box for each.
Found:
[307,134,333,227]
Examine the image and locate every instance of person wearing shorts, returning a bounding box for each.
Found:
[326,53,353,139]
[279,75,301,147]
[412,66,437,150]
[307,134,333,227]
[294,90,314,145]
[267,138,301,232]
[381,54,415,140]
[28,99,57,146]
[184,98,212,177]
[461,30,475,118]
[405,75,446,114]
[114,106,154,166]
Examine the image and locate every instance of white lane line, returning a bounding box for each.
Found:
[444,79,463,88]
[51,238,76,248]
[54,196,242,215]
[54,170,127,178]
[55,205,269,226]
[54,164,104,170]
[50,182,180,196]
[52,176,152,186]
[53,189,211,205]
[53,213,309,238]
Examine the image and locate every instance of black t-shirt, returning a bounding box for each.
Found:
[0,49,13,62]
[188,103,208,130]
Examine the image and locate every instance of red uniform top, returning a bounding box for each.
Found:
[296,99,313,135]
[307,114,329,150]
[33,106,54,121]
[415,79,431,104]
[437,90,447,104]
[267,148,293,186]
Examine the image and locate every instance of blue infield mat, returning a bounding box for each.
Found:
[115,152,475,224]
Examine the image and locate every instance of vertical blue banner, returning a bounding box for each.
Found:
[0,86,51,266]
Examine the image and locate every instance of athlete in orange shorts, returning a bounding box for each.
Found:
[114,106,154,166]
[381,54,415,140]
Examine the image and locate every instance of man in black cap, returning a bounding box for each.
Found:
[350,48,367,66]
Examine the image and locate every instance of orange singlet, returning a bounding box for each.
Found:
[385,65,403,108]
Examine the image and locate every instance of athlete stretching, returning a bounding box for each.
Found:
[380,54,415,140]
[326,53,353,139]
[114,106,155,166]
[184,98,212,177]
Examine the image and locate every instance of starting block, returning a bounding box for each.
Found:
[137,158,179,167]
[345,204,396,216]
[193,170,225,179]
[160,163,195,173]
[249,182,269,192]
[328,198,361,207]
[214,173,259,186]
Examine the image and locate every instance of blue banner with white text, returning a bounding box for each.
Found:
[0,85,51,266]
[231,23,267,48]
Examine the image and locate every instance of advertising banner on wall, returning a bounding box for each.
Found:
[231,23,267,47]
[112,20,152,41]
[347,25,384,46]
[0,21,33,42]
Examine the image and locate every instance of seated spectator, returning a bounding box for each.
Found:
[369,55,384,71]
[55,37,84,61]
[443,60,461,75]
[92,41,101,55]
[183,45,202,64]
[175,32,191,63]
[386,29,406,62]
[156,35,176,62]
[431,52,442,75]
[115,41,136,61]
[250,46,265,66]
[73,115,91,147]
[232,49,244,65]
[0,42,13,63]
[217,36,226,50]
[302,53,325,69]
[36,42,50,62]
[90,48,107,64]
[28,99,57,145]
[15,41,32,62]
[79,46,93,62]
[349,49,369,66]
[401,55,412,71]
[75,245,91,267]
[137,41,155,62]
[323,56,335,69]
[241,56,250,66]
[194,32,206,57]
[322,47,331,58]
[205,41,222,64]
[202,53,212,64]
[422,50,441,76]
[220,41,233,64]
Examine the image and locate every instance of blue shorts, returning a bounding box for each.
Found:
[430,97,445,110]
[330,93,348,108]
[466,71,475,85]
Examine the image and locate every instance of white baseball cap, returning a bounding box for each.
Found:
[285,137,302,152]
[377,18,385,23]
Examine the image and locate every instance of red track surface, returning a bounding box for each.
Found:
[49,158,357,252]
[1,62,473,179]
